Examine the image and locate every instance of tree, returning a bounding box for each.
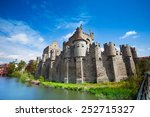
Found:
[25,60,37,75]
[7,61,16,75]
[17,60,26,71]
[136,59,150,76]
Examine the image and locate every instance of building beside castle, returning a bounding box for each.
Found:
[35,26,137,83]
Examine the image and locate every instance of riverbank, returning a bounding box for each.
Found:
[8,71,143,100]
[42,76,143,99]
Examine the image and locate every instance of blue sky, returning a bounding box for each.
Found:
[0,0,150,63]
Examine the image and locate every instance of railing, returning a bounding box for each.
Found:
[137,71,150,100]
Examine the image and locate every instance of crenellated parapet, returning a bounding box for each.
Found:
[120,44,132,57]
[104,42,116,57]
[131,47,138,59]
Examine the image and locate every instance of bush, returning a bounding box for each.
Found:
[39,76,45,82]
[9,71,22,78]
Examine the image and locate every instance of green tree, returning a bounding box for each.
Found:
[136,59,150,76]
[17,60,26,71]
[25,60,37,75]
[7,61,16,75]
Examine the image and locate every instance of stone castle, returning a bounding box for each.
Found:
[35,25,137,83]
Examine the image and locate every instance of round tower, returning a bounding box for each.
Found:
[73,40,87,57]
[104,42,116,56]
[131,47,137,58]
[124,45,132,57]
[108,42,116,56]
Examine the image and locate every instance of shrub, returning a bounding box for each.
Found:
[39,76,45,82]
[9,71,22,78]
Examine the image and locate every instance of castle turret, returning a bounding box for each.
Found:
[120,44,136,76]
[131,47,138,63]
[120,44,132,57]
[73,40,87,57]
[73,40,86,83]
[104,42,116,56]
[94,43,108,82]
[104,42,119,81]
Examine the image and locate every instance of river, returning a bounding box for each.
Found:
[0,77,98,100]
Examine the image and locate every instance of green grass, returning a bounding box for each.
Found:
[41,75,143,100]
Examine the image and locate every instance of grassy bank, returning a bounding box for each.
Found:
[41,75,143,100]
[8,71,143,99]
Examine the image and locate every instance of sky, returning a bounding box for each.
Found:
[0,0,150,63]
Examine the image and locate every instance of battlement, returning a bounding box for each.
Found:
[90,42,100,48]
[131,47,138,58]
[104,42,116,56]
[120,44,132,57]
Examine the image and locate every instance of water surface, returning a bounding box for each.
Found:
[0,77,98,100]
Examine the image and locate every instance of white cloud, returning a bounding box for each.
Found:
[120,31,137,39]
[0,40,42,63]
[61,31,74,42]
[7,33,29,44]
[0,18,45,48]
[0,18,47,63]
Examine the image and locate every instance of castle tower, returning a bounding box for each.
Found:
[48,41,61,81]
[94,43,108,82]
[73,26,87,83]
[120,45,136,76]
[131,47,138,63]
[104,42,118,81]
